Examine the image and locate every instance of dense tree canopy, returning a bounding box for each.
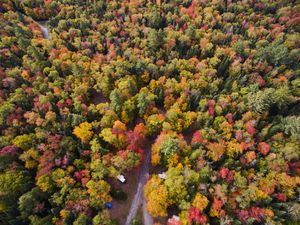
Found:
[0,0,299,224]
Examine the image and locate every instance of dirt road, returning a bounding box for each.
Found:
[125,141,153,225]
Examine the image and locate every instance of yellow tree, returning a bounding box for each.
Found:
[147,185,169,217]
[192,193,209,212]
[144,176,169,217]
[100,120,127,149]
[206,140,226,161]
[86,179,112,207]
[73,122,94,143]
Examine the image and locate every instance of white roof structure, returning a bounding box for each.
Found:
[172,215,180,221]
[117,174,126,183]
[158,172,167,179]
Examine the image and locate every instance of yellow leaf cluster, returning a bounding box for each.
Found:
[226,140,243,158]
[60,209,69,218]
[167,154,179,168]
[207,141,225,161]
[256,189,268,200]
[210,208,219,217]
[192,193,209,212]
[277,172,300,198]
[146,184,169,217]
[19,148,40,169]
[73,122,93,143]
[21,70,30,80]
[36,175,53,192]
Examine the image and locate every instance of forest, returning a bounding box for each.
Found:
[0,0,299,225]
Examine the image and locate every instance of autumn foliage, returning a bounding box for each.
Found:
[0,0,299,224]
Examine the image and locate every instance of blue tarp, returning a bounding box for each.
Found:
[105,202,113,209]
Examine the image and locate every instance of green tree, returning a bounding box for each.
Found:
[18,187,48,220]
[247,87,275,114]
[92,210,113,225]
[147,29,164,56]
[136,89,156,117]
[145,114,165,136]
[165,167,188,205]
[0,170,31,215]
[109,89,124,116]
[255,41,290,66]
[146,5,163,29]
[12,134,35,150]
[0,102,14,126]
[73,213,91,225]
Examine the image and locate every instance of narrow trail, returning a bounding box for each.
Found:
[36,21,50,39]
[125,140,153,225]
[142,197,154,225]
[15,9,51,40]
